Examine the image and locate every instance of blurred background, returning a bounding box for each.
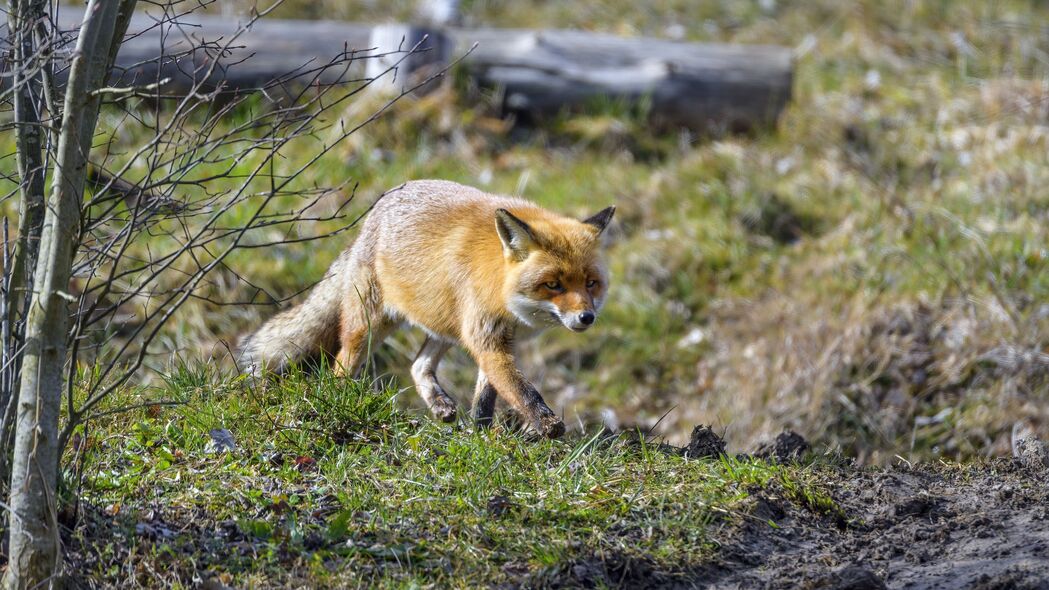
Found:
[20,0,1049,464]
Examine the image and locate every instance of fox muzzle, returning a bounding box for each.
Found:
[564,310,597,332]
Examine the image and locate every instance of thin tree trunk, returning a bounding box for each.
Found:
[4,0,136,587]
[1,0,49,498]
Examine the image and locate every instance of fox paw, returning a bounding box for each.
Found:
[533,412,565,439]
[430,396,458,423]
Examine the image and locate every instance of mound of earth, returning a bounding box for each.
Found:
[65,426,1049,589]
[541,429,1049,589]
[696,435,1049,589]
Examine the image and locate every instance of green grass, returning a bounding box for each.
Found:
[2,0,1047,472]
[69,368,834,587]
[6,0,1045,584]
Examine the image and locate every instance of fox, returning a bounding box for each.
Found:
[238,179,615,438]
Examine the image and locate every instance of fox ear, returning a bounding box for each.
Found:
[495,209,536,260]
[582,206,615,235]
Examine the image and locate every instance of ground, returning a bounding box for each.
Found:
[66,373,1049,588]
[0,0,1041,461]
[4,0,1049,587]
[710,458,1049,589]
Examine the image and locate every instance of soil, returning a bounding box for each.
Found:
[690,431,1049,590]
[549,429,1049,589]
[685,425,728,459]
[710,459,1049,589]
[753,429,811,462]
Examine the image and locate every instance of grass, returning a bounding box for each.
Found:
[2,0,1045,585]
[0,0,1045,477]
[67,367,837,588]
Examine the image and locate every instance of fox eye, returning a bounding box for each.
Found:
[586,279,598,289]
[544,281,563,291]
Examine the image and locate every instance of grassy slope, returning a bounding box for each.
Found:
[3,1,1047,461]
[70,368,838,588]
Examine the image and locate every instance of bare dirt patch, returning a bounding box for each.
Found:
[527,456,1049,589]
[699,438,1049,589]
[530,428,1049,589]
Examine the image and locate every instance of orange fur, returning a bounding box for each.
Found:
[239,180,614,437]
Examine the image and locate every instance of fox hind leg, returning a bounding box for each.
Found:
[333,314,394,378]
[333,264,394,378]
[411,337,458,422]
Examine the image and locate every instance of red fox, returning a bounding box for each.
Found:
[239,180,614,438]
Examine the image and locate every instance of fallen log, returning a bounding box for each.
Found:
[456,28,792,132]
[11,8,793,132]
[78,11,379,94]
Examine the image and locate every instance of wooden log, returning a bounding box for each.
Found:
[84,10,378,95]
[452,29,793,132]
[7,8,793,131]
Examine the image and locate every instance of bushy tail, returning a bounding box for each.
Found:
[238,263,346,375]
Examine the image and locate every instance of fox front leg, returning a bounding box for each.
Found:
[472,348,564,439]
[472,370,497,428]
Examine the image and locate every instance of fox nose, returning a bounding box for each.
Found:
[578,311,596,325]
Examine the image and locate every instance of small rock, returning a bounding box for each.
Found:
[1011,422,1049,470]
[206,428,236,453]
[487,494,513,518]
[755,430,810,462]
[1014,438,1049,470]
[684,425,726,459]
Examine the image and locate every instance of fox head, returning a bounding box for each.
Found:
[496,206,615,332]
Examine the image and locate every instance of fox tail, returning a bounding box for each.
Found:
[237,256,349,375]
